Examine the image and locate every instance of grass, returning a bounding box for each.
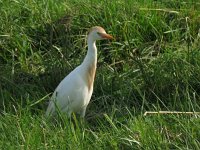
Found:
[0,0,200,149]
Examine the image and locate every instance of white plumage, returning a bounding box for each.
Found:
[45,26,113,118]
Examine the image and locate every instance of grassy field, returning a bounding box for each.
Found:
[0,0,200,149]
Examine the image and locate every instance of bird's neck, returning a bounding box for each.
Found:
[83,38,97,67]
[82,37,97,91]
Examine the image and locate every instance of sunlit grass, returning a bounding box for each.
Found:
[0,0,200,149]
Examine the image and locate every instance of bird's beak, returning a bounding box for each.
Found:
[100,33,113,39]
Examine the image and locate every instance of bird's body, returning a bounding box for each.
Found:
[46,26,113,118]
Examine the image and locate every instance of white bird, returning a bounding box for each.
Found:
[46,26,113,118]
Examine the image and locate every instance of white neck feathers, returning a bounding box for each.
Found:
[82,36,97,90]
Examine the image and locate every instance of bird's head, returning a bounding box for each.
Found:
[88,26,113,41]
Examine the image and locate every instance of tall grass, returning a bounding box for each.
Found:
[0,0,200,149]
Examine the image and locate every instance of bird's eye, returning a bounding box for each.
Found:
[97,32,101,35]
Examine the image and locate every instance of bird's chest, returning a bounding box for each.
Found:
[85,63,96,91]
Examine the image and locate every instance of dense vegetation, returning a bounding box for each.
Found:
[0,0,200,149]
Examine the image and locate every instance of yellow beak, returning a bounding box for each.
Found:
[100,33,113,39]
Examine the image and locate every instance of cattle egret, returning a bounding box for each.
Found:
[46,26,113,118]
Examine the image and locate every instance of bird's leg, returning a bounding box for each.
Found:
[68,111,72,118]
[78,108,86,126]
[80,107,86,118]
